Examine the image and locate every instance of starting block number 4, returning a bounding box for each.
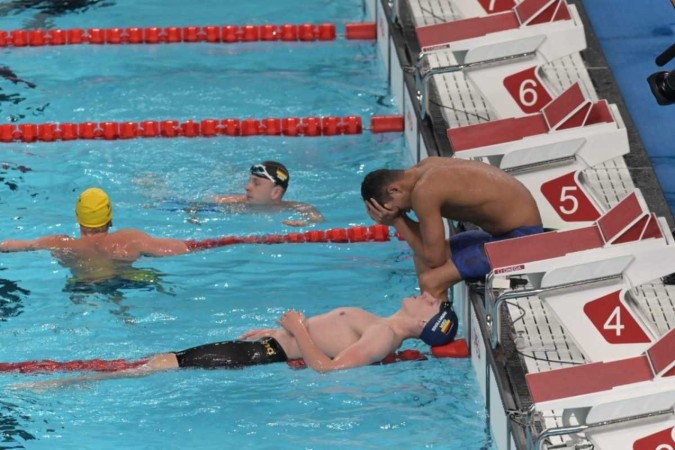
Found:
[584,291,651,344]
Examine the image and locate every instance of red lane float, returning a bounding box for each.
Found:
[185,224,391,251]
[0,115,366,143]
[0,22,377,47]
[431,338,470,358]
[345,22,377,40]
[0,358,148,374]
[370,115,404,133]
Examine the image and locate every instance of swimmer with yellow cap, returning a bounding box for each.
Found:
[76,187,113,230]
[0,187,191,274]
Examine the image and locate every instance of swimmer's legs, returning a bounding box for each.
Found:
[145,353,180,371]
[412,240,456,300]
[415,257,460,301]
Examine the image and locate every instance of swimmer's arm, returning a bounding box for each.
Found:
[140,236,191,256]
[279,311,394,373]
[0,235,72,252]
[283,202,325,227]
[212,194,246,204]
[240,328,279,340]
[367,198,427,257]
[411,188,447,268]
[119,230,191,256]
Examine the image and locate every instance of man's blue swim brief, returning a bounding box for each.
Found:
[449,225,543,281]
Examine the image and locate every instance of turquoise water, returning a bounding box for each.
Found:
[0,1,493,449]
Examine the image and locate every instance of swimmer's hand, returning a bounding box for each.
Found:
[282,219,309,227]
[278,310,306,335]
[366,198,401,226]
[240,328,277,340]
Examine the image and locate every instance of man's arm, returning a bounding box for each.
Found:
[279,311,397,373]
[0,235,72,252]
[212,194,246,204]
[119,229,191,257]
[366,199,427,256]
[283,202,326,227]
[410,185,449,268]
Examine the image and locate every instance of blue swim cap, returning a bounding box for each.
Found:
[420,303,458,347]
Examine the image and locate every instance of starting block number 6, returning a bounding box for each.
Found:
[503,67,553,114]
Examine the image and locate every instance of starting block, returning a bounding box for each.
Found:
[525,330,675,449]
[415,0,587,119]
[484,190,675,362]
[448,82,630,229]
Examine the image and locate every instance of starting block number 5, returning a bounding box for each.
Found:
[478,0,516,13]
[541,172,601,222]
[634,427,675,450]
[503,67,553,114]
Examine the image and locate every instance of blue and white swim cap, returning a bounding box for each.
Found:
[419,303,458,347]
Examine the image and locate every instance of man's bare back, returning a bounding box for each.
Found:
[412,157,541,235]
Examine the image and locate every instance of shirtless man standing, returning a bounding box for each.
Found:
[0,187,190,283]
[361,157,543,299]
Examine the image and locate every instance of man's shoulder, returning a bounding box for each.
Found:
[108,229,151,239]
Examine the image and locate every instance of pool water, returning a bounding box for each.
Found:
[0,1,493,449]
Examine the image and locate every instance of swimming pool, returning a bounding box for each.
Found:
[0,1,493,448]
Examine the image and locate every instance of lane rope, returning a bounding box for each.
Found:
[185,224,393,251]
[0,358,148,374]
[0,115,404,143]
[0,22,376,47]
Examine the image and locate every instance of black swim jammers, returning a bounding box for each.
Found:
[173,337,288,369]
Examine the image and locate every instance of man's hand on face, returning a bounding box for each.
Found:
[366,198,401,226]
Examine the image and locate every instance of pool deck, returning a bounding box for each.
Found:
[369,0,675,448]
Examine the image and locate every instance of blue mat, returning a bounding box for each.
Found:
[583,0,675,213]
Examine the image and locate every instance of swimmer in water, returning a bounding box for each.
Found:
[0,0,114,29]
[0,67,36,89]
[14,292,459,388]
[0,187,192,284]
[211,161,325,227]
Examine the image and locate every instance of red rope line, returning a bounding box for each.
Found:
[185,225,393,251]
[0,358,148,374]
[0,23,338,47]
[0,23,376,47]
[0,115,364,143]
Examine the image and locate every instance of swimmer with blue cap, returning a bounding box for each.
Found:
[211,160,325,227]
[16,292,460,388]
[0,187,192,282]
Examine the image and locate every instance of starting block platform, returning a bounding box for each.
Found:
[374,0,674,448]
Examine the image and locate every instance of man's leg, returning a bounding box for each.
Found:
[418,259,462,300]
[146,353,179,370]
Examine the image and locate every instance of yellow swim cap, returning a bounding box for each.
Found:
[75,187,113,228]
